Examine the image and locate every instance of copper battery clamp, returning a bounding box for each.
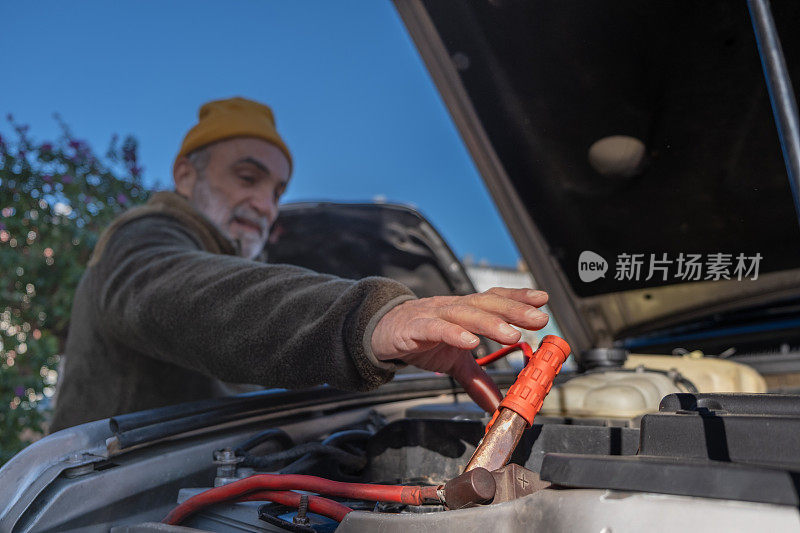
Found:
[442,336,571,509]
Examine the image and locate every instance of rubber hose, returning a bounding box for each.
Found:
[279,429,372,474]
[235,428,294,456]
[241,442,367,471]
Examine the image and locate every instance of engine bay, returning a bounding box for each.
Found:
[117,341,800,532]
[3,352,800,532]
[118,391,800,532]
[3,339,799,532]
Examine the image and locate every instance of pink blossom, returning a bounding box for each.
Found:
[116,193,129,205]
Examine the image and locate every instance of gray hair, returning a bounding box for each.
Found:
[186,146,210,174]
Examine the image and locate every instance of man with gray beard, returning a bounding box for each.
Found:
[50,97,550,431]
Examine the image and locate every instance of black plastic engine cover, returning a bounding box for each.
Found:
[642,393,800,469]
[640,412,800,468]
[522,424,639,472]
[539,393,800,505]
[540,453,800,506]
[659,392,800,416]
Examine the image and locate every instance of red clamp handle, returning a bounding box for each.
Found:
[497,335,570,427]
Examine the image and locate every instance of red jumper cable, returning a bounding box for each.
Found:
[163,473,439,525]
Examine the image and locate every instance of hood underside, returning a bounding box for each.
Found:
[396,0,800,353]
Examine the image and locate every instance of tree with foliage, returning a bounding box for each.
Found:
[0,116,149,463]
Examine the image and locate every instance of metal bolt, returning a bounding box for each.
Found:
[293,494,310,525]
[213,448,244,487]
[214,448,237,462]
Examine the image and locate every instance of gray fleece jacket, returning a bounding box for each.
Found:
[49,192,415,432]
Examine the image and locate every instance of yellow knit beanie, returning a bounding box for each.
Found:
[174,97,292,174]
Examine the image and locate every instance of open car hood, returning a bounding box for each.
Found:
[395,0,800,356]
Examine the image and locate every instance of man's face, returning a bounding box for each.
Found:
[174,137,291,259]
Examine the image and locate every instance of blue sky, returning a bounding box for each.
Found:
[1,0,522,266]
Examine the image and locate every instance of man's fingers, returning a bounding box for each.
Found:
[450,354,502,413]
[440,304,523,344]
[410,317,480,350]
[462,293,549,330]
[485,287,549,307]
[371,287,550,361]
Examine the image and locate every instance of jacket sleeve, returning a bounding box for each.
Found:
[92,214,416,391]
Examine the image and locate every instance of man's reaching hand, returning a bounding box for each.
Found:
[370,288,549,413]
